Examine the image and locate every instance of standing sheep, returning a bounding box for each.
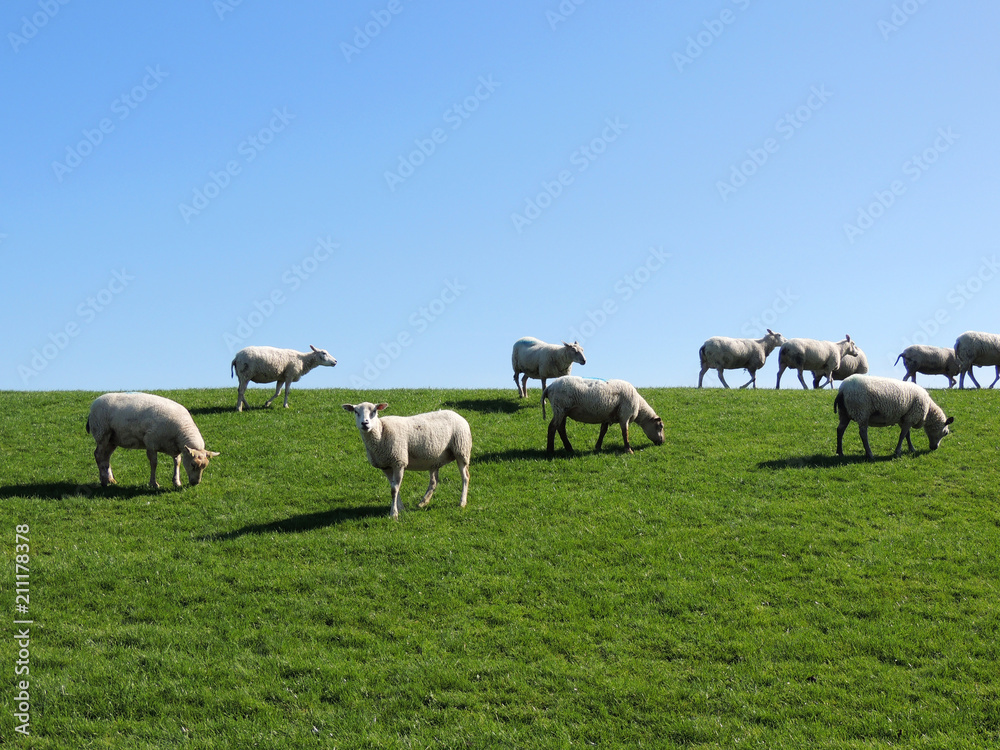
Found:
[342,402,472,519]
[231,345,337,411]
[895,345,959,388]
[542,376,664,455]
[834,375,954,460]
[813,346,869,389]
[698,329,786,389]
[86,392,220,488]
[954,331,1000,389]
[775,335,859,389]
[511,337,586,401]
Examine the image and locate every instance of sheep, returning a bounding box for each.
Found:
[231,345,337,411]
[698,329,786,389]
[813,346,869,389]
[954,331,1000,389]
[775,335,859,389]
[834,374,953,460]
[511,337,586,403]
[541,376,664,455]
[894,345,959,388]
[86,392,220,488]
[342,402,471,519]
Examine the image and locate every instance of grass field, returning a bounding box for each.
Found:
[1,386,998,748]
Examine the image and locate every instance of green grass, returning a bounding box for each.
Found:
[2,386,999,748]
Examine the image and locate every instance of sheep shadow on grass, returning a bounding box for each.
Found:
[442,398,521,415]
[201,504,387,541]
[187,405,238,416]
[757,450,932,470]
[0,482,159,501]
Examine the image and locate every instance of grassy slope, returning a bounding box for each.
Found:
[1,386,998,748]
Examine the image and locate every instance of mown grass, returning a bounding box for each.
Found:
[1,386,998,748]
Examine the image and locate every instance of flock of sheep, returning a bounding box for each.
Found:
[82,330,1000,517]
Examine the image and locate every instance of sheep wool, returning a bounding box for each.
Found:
[834,374,953,459]
[953,331,1000,389]
[231,345,337,411]
[511,337,586,400]
[776,335,858,389]
[895,345,959,388]
[86,392,219,488]
[542,376,664,454]
[698,329,785,388]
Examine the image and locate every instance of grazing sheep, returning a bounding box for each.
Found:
[954,331,1000,389]
[895,345,959,388]
[231,345,337,411]
[776,335,859,389]
[541,376,664,454]
[342,402,471,519]
[813,346,869,389]
[86,392,220,488]
[511,337,586,401]
[834,374,954,460]
[698,329,786,389]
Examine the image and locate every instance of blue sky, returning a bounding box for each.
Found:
[4,1,999,393]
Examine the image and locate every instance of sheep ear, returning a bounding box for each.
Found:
[767,329,774,334]
[376,403,388,412]
[945,416,955,426]
[207,451,221,458]
[310,345,319,352]
[846,334,851,341]
[342,404,356,412]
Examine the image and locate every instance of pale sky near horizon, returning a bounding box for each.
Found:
[3,1,999,393]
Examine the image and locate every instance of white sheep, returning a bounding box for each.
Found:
[813,346,869,389]
[231,345,337,411]
[86,392,220,488]
[511,337,586,401]
[342,402,472,519]
[541,376,664,454]
[834,374,954,459]
[895,345,959,388]
[775,335,859,389]
[698,329,786,389]
[954,331,1000,389]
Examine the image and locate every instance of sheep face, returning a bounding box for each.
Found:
[181,446,220,486]
[640,415,665,446]
[764,329,786,348]
[926,416,955,451]
[842,335,859,358]
[343,402,387,433]
[562,341,587,366]
[309,345,338,368]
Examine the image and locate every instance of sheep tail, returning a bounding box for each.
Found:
[230,359,236,378]
[833,391,844,415]
[698,344,706,366]
[894,353,903,366]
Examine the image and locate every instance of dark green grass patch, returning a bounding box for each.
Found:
[1,387,998,748]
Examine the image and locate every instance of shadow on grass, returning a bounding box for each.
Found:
[442,397,521,414]
[475,444,652,463]
[0,482,160,500]
[757,451,929,470]
[188,405,237,416]
[202,505,387,541]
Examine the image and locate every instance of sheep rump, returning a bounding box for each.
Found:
[343,402,472,519]
[833,374,953,459]
[542,376,664,454]
[86,392,219,488]
[698,329,785,389]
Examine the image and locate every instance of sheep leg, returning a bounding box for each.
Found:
[836,414,851,456]
[894,427,915,457]
[236,379,250,412]
[739,370,756,389]
[281,381,292,407]
[520,373,529,397]
[457,460,470,508]
[989,366,1000,388]
[594,423,610,451]
[547,417,573,454]
[384,467,405,519]
[775,365,786,389]
[947,375,956,389]
[418,469,439,508]
[146,449,161,489]
[263,381,284,407]
[171,454,183,487]
[94,443,117,486]
[858,423,875,461]
[619,420,633,454]
[698,365,708,388]
[716,369,730,389]
[796,369,809,389]
[964,368,982,389]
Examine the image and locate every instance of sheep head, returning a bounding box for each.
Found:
[562,341,587,366]
[309,345,338,368]
[343,402,388,433]
[181,446,220,486]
